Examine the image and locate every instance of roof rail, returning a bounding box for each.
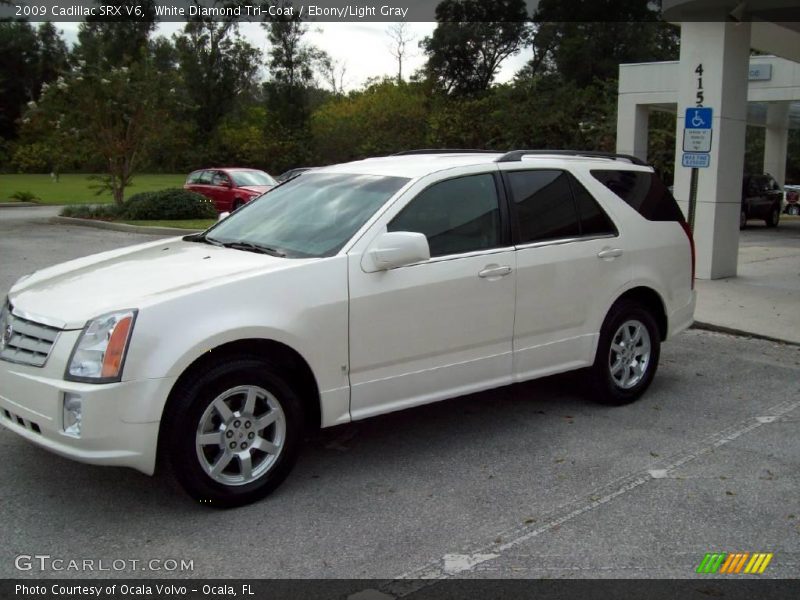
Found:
[495,150,648,166]
[392,149,502,156]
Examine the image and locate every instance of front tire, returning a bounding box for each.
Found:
[163,357,304,508]
[588,300,661,406]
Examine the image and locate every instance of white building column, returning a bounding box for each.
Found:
[673,21,751,279]
[616,99,650,162]
[763,102,790,187]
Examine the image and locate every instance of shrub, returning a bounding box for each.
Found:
[119,188,217,220]
[10,191,40,202]
[11,143,50,173]
[60,204,120,219]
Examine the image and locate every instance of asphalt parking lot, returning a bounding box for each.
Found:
[0,207,798,582]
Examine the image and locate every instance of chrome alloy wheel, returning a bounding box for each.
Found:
[195,385,286,486]
[608,319,652,390]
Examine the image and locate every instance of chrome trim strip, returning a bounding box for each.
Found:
[515,234,617,251]
[9,305,70,330]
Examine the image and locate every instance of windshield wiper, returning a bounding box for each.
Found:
[221,241,286,257]
[184,232,223,246]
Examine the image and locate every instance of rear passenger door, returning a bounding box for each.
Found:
[501,168,627,381]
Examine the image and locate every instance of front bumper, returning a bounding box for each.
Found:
[0,339,177,475]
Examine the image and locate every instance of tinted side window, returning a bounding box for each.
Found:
[197,170,213,185]
[186,171,202,184]
[211,171,230,186]
[507,170,579,243]
[591,170,685,222]
[569,176,617,236]
[388,174,500,257]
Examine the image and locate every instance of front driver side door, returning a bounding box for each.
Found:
[347,172,516,420]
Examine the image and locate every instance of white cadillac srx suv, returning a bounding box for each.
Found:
[0,150,696,507]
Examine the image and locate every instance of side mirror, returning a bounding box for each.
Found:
[217,211,230,222]
[363,231,430,273]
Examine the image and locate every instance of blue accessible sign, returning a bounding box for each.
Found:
[685,107,713,130]
[683,107,713,159]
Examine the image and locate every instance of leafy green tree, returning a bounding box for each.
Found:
[174,12,261,139]
[311,80,429,164]
[262,1,327,128]
[530,0,679,86]
[421,0,531,96]
[36,23,69,90]
[22,58,175,203]
[0,21,41,140]
[73,1,157,68]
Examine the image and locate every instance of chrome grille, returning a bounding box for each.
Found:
[0,309,60,367]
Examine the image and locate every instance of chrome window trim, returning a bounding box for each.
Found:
[390,245,517,270]
[515,233,618,251]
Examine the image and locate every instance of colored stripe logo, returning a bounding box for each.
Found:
[696,552,773,574]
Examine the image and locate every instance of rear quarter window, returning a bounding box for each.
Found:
[591,170,685,222]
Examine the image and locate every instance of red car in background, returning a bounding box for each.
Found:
[184,168,277,212]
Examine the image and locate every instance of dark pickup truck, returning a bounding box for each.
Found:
[741,174,783,229]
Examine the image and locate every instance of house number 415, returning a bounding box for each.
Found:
[695,64,704,106]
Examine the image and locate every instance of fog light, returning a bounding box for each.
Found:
[63,393,82,437]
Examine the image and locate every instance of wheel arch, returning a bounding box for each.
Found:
[609,286,668,341]
[157,338,321,469]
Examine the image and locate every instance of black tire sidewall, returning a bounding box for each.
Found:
[591,301,661,405]
[164,358,304,508]
[766,206,780,227]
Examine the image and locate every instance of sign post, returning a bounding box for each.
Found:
[682,106,713,231]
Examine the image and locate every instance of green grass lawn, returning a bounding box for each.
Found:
[121,219,215,230]
[1,173,185,205]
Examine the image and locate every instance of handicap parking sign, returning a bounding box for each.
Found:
[683,107,713,153]
[685,107,713,130]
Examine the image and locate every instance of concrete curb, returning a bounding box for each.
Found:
[51,216,200,236]
[0,202,40,208]
[691,321,799,347]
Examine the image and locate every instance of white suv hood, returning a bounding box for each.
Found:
[8,238,289,329]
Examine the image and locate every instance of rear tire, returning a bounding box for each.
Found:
[163,357,304,508]
[588,300,661,406]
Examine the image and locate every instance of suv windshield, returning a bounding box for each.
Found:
[229,170,277,187]
[205,173,409,258]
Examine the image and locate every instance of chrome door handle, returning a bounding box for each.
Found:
[478,265,512,278]
[597,248,623,260]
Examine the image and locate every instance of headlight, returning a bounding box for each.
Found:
[65,310,137,383]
